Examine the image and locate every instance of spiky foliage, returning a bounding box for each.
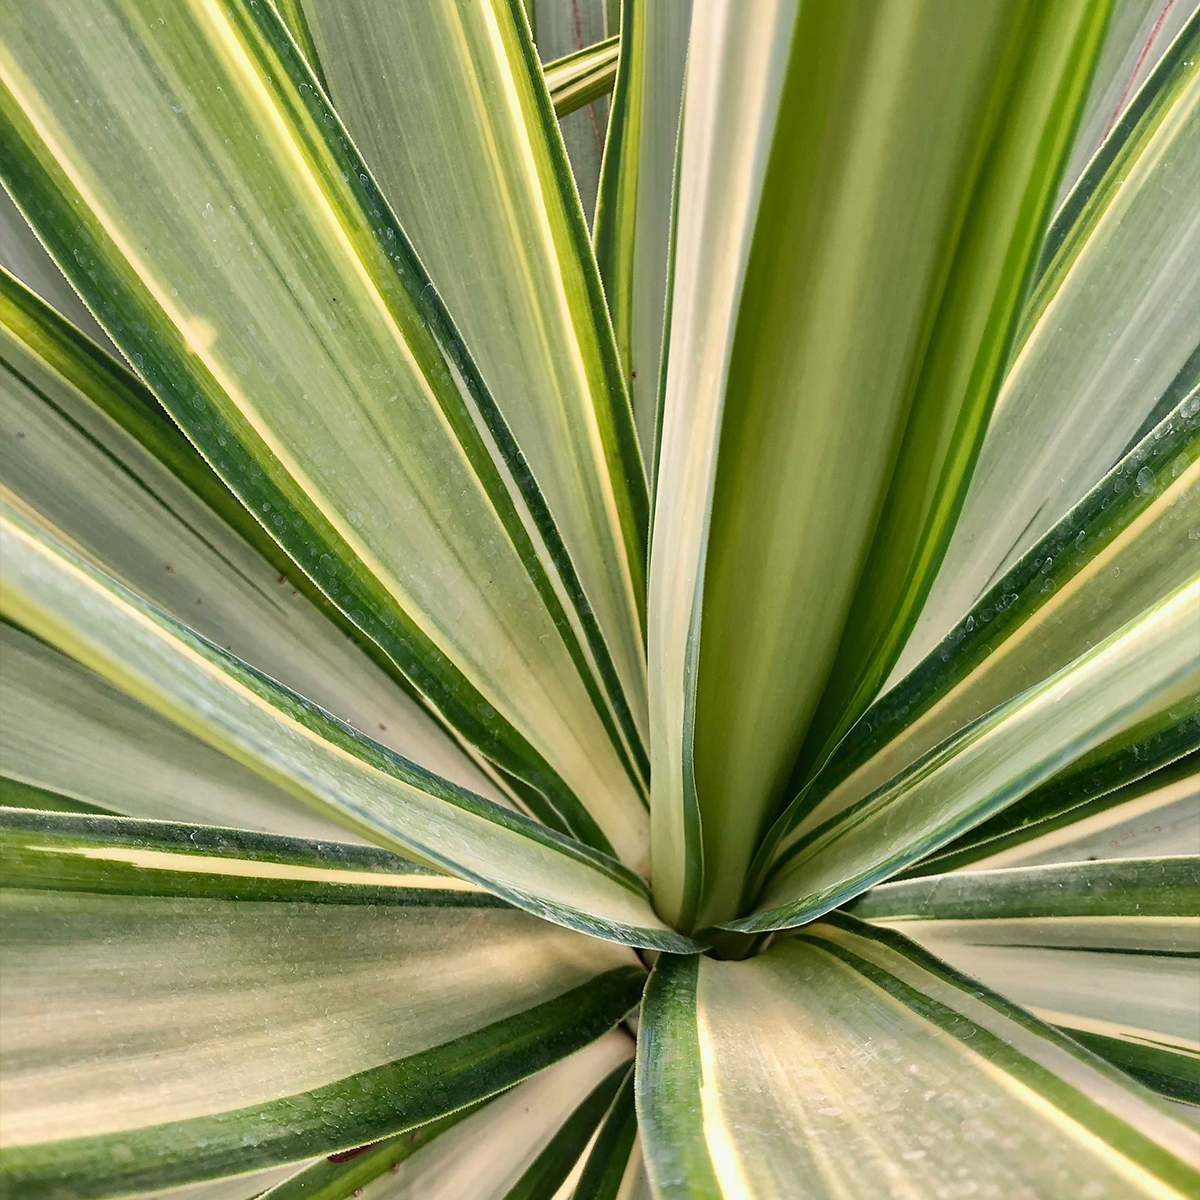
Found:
[0,1,1197,1197]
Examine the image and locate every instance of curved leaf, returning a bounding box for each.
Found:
[545,36,620,118]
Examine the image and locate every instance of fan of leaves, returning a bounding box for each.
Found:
[0,0,1197,1197]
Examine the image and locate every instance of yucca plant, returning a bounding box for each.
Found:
[0,0,1197,1195]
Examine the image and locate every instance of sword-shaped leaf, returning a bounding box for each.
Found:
[593,0,692,463]
[0,810,644,1199]
[648,0,1112,929]
[738,578,1200,933]
[851,858,1200,1103]
[0,507,696,950]
[901,8,1200,671]
[637,914,1200,1199]
[0,0,647,865]
[770,390,1200,871]
[0,268,509,808]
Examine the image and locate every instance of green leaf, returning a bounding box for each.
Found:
[274,0,649,777]
[593,0,692,463]
[1054,0,1199,208]
[0,188,117,357]
[851,858,1200,1103]
[280,1033,633,1200]
[648,0,1113,929]
[901,7,1200,672]
[544,36,620,118]
[0,267,511,808]
[0,506,697,950]
[1,621,364,841]
[569,1065,644,1200]
[798,0,1114,775]
[765,389,1200,884]
[737,577,1200,933]
[500,1061,627,1200]
[524,0,617,223]
[0,0,648,865]
[0,809,645,1199]
[964,752,1200,871]
[638,914,1200,1199]
[906,716,1199,875]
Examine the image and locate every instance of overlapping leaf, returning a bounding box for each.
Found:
[851,857,1200,1103]
[0,507,694,949]
[0,810,644,1198]
[638,914,1200,1199]
[0,0,647,865]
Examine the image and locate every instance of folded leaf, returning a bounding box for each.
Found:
[650,0,1112,929]
[739,578,1200,932]
[0,810,645,1199]
[593,0,692,462]
[638,914,1200,1199]
[0,506,696,950]
[902,8,1200,671]
[545,36,620,118]
[645,0,798,930]
[0,267,509,807]
[0,0,647,864]
[851,858,1200,1103]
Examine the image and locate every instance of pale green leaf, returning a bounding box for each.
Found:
[645,0,798,931]
[851,857,1200,1103]
[649,0,1112,929]
[1055,0,1199,206]
[0,622,369,841]
[525,0,616,222]
[739,577,1200,933]
[901,8,1200,673]
[544,36,619,119]
[638,914,1200,1199]
[297,1032,632,1200]
[0,810,645,1198]
[907,718,1199,875]
[0,506,696,950]
[766,389,1200,879]
[0,0,647,865]
[273,0,648,778]
[593,0,692,463]
[0,267,510,808]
